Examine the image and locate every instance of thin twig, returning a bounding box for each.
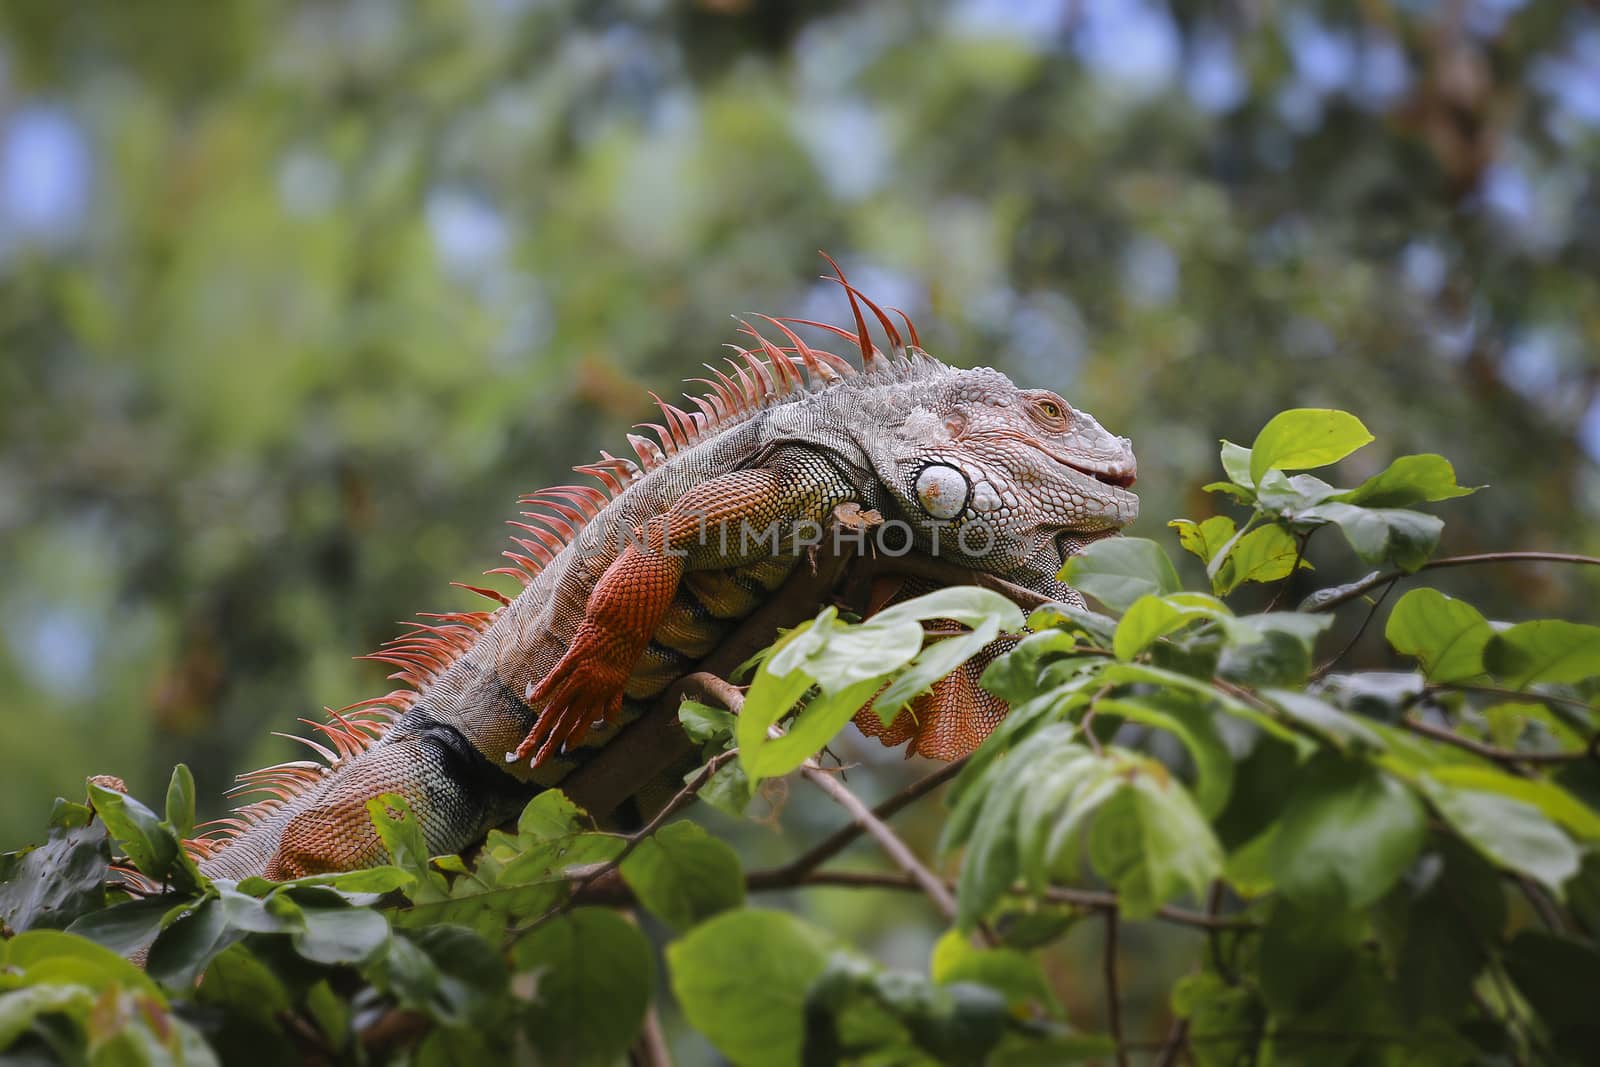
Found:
[1104,907,1128,1067]
[675,669,966,931]
[1400,716,1583,770]
[1307,551,1600,613]
[765,757,968,881]
[798,760,960,924]
[1154,1015,1191,1067]
[568,867,1257,931]
[1309,576,1397,680]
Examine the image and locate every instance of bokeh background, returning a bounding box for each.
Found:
[3,0,1599,1052]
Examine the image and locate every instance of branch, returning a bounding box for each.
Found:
[1400,715,1590,770]
[798,760,960,924]
[683,670,964,928]
[763,757,968,882]
[1309,576,1397,681]
[1307,552,1600,613]
[1103,907,1128,1067]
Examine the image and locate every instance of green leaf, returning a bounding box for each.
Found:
[745,675,882,783]
[292,904,391,965]
[1219,439,1255,488]
[872,626,1001,727]
[1259,688,1384,749]
[367,793,448,902]
[2,928,164,999]
[1420,777,1580,896]
[263,865,416,894]
[1169,515,1236,565]
[928,930,1056,1013]
[1213,524,1306,594]
[668,909,837,1067]
[1112,592,1236,661]
[1172,972,1256,1067]
[1425,765,1600,841]
[88,780,181,882]
[403,925,507,1027]
[146,897,241,990]
[619,821,744,930]
[1268,755,1425,910]
[165,764,196,841]
[1502,930,1600,1060]
[1258,897,1363,1016]
[1335,453,1479,507]
[195,943,293,1026]
[1483,619,1600,689]
[1060,537,1181,612]
[1093,695,1234,816]
[1384,589,1492,683]
[1087,751,1222,917]
[679,699,736,744]
[0,811,109,933]
[1298,502,1442,572]
[512,908,653,1067]
[1248,408,1373,485]
[516,790,588,841]
[66,896,179,956]
[1253,470,1340,512]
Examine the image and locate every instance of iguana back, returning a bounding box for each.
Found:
[194,265,1138,879]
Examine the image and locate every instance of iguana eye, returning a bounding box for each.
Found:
[1029,395,1067,424]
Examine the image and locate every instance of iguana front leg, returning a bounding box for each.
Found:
[512,459,854,767]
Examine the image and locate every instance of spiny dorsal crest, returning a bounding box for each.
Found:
[195,256,942,854]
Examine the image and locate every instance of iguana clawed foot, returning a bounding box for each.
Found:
[510,618,640,767]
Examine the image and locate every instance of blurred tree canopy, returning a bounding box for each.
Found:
[2,0,1600,1053]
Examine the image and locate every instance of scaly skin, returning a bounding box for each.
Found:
[193,275,1138,880]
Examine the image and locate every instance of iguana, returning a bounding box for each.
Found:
[192,260,1138,880]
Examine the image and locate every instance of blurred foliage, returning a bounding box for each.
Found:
[3,0,1600,1056]
[5,408,1600,1064]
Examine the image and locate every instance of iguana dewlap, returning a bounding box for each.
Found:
[192,265,1138,879]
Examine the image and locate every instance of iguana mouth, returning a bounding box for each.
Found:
[1069,462,1136,490]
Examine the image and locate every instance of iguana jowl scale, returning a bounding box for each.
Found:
[192,262,1139,879]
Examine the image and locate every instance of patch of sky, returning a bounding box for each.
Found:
[1352,32,1411,110]
[277,150,340,218]
[1185,24,1247,114]
[794,7,899,95]
[1464,0,1529,39]
[1070,0,1181,98]
[1284,12,1355,95]
[1003,291,1088,383]
[1478,153,1580,256]
[0,105,92,253]
[484,271,552,368]
[1120,234,1179,308]
[1532,24,1600,139]
[1399,240,1448,299]
[1276,79,1325,133]
[1500,325,1578,408]
[1578,395,1600,465]
[426,186,510,281]
[790,97,889,203]
[946,0,1071,48]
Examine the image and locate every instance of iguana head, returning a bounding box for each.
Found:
[870,364,1138,585]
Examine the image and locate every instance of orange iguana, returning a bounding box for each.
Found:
[192,259,1138,879]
